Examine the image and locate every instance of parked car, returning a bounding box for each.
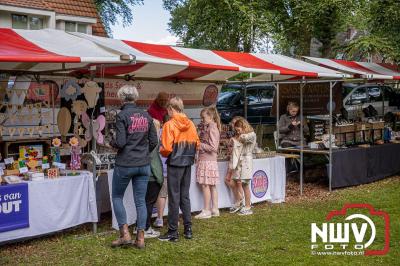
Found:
[342,83,400,119]
[217,83,276,124]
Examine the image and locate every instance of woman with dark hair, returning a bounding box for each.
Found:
[148,91,169,122]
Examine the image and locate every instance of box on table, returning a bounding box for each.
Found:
[369,121,385,130]
[4,169,19,176]
[355,122,371,131]
[28,172,45,181]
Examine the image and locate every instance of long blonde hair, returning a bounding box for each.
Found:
[234,117,254,134]
[201,106,221,131]
[153,119,161,138]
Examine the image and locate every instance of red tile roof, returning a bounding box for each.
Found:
[0,0,107,36]
[0,0,47,10]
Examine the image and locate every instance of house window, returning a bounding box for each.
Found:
[12,14,44,30]
[65,21,87,33]
[65,21,76,32]
[77,23,87,33]
[12,14,28,29]
[29,17,43,30]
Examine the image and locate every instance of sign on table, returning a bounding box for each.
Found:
[0,183,29,232]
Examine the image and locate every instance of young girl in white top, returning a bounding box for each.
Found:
[229,118,256,215]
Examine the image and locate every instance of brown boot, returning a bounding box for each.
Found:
[133,229,145,249]
[111,224,132,247]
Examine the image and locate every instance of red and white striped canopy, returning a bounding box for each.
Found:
[304,56,400,80]
[0,28,131,72]
[0,28,348,81]
[73,33,349,81]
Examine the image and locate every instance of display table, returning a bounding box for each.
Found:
[0,171,98,244]
[331,143,400,188]
[279,143,400,188]
[107,156,286,229]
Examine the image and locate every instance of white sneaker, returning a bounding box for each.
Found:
[195,210,212,219]
[211,209,220,217]
[238,207,253,216]
[144,227,160,238]
[229,201,242,213]
[153,218,163,228]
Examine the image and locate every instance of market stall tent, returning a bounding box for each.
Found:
[304,56,400,80]
[73,32,350,81]
[0,28,349,81]
[0,28,355,199]
[0,28,132,72]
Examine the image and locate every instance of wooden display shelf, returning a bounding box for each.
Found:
[1,138,52,159]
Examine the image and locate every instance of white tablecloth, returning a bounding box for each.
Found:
[0,171,98,243]
[108,156,286,229]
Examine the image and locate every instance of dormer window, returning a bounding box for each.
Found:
[65,21,87,33]
[12,14,44,30]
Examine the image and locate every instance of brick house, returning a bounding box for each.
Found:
[0,0,107,36]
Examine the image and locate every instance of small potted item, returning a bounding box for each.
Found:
[51,138,62,163]
[69,137,81,175]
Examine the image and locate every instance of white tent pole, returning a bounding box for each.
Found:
[300,77,305,195]
[276,83,280,146]
[329,81,333,192]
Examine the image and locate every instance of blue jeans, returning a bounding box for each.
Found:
[112,165,150,230]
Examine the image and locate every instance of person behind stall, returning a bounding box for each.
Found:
[224,116,245,213]
[195,107,221,219]
[159,97,200,242]
[110,85,158,249]
[278,102,309,148]
[143,119,164,238]
[148,91,169,122]
[153,115,170,228]
[229,118,257,215]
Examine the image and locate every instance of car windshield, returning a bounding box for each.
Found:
[342,85,355,98]
[217,90,239,105]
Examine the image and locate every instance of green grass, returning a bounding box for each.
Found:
[1,177,399,266]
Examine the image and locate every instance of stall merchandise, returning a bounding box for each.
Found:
[107,157,286,229]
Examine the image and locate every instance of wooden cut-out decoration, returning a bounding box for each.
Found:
[57,107,72,137]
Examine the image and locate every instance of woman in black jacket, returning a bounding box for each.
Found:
[110,85,158,249]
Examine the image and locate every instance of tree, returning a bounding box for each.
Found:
[94,0,144,36]
[337,35,395,62]
[164,0,355,57]
[264,0,356,57]
[163,0,270,52]
[365,0,400,62]
[334,0,400,63]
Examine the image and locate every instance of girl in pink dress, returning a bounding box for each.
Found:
[195,107,221,219]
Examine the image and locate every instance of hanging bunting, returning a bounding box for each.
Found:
[28,127,35,137]
[8,127,16,137]
[18,128,25,137]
